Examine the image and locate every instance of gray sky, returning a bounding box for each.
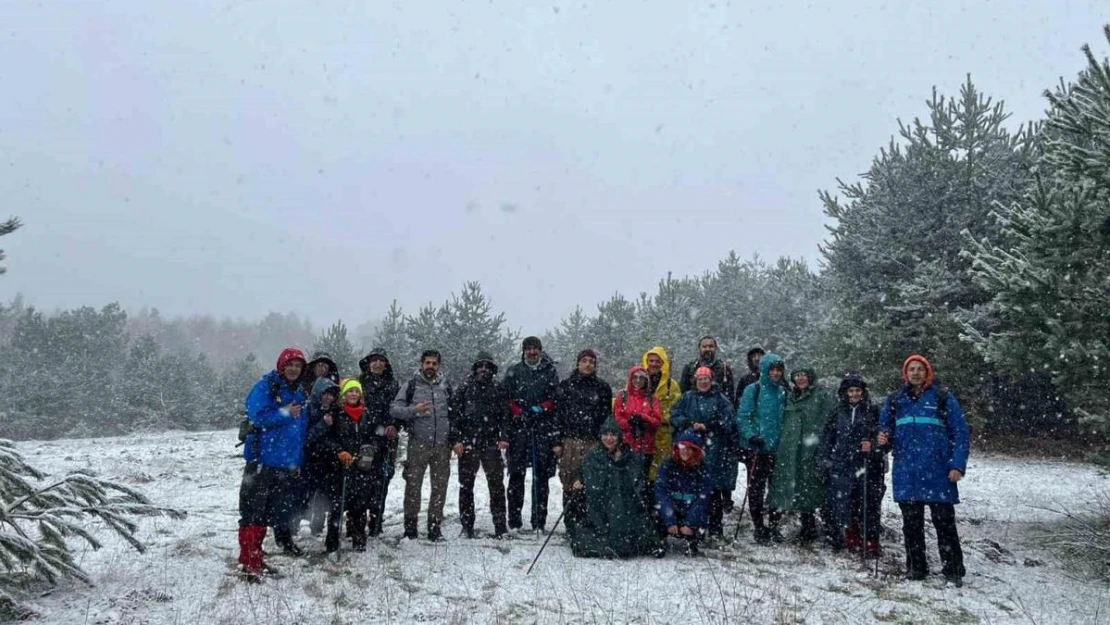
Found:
[1,1,1105,331]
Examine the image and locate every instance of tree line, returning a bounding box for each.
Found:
[1,27,1106,447]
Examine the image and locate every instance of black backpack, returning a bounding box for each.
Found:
[236,377,285,447]
[403,377,453,405]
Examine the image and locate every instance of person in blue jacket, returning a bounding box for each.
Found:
[878,354,970,587]
[670,366,737,539]
[237,348,308,582]
[736,353,789,544]
[654,431,712,557]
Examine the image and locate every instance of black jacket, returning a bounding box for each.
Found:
[554,371,614,440]
[448,374,512,449]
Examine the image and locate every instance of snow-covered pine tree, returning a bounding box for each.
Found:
[962,26,1110,435]
[821,77,1037,407]
[402,303,444,374]
[437,282,517,380]
[0,439,184,619]
[548,306,594,376]
[0,217,20,276]
[312,320,359,379]
[636,273,699,368]
[591,294,639,384]
[371,300,412,370]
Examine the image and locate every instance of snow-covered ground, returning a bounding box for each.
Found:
[12,430,1110,624]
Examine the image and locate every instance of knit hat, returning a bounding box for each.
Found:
[473,351,498,374]
[599,416,622,437]
[576,348,598,363]
[340,379,363,397]
[276,348,307,373]
[522,336,543,352]
[901,354,935,388]
[694,366,713,379]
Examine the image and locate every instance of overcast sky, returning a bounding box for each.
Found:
[1,1,1105,332]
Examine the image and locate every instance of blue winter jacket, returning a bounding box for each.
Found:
[654,432,712,529]
[737,353,789,452]
[245,370,309,471]
[671,389,737,491]
[879,384,970,504]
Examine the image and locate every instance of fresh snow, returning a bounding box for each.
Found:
[12,430,1110,624]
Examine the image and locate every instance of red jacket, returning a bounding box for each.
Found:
[613,366,662,455]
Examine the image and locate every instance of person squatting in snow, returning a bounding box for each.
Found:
[235,344,969,588]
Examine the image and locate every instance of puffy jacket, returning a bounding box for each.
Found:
[737,353,789,452]
[642,346,682,480]
[671,388,738,491]
[245,370,309,470]
[654,431,712,529]
[554,370,613,440]
[879,383,970,504]
[390,372,453,446]
[449,372,511,450]
[612,366,662,455]
[502,354,559,438]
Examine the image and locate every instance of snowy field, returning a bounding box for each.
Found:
[12,430,1110,624]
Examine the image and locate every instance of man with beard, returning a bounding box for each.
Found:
[502,336,559,533]
[679,336,736,398]
[357,348,401,538]
[449,351,511,538]
[391,350,453,541]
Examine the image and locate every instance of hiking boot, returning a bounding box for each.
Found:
[280,542,305,557]
[462,526,475,539]
[769,528,785,544]
[403,517,419,540]
[754,527,771,545]
[684,540,699,557]
[652,544,667,559]
[907,569,928,581]
[944,573,964,588]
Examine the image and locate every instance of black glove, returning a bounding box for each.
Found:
[629,414,644,437]
[748,435,764,450]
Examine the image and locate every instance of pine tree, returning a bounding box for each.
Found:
[962,26,1110,434]
[312,320,358,378]
[371,300,411,370]
[0,439,184,618]
[0,217,20,276]
[437,282,517,380]
[402,303,443,375]
[820,77,1037,406]
[636,273,699,368]
[591,294,640,384]
[548,306,594,376]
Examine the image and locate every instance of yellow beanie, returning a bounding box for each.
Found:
[340,379,363,396]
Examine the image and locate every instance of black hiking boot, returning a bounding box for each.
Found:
[462,526,475,539]
[754,526,771,545]
[403,517,419,540]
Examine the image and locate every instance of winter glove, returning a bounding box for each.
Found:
[337,451,354,466]
[748,435,764,451]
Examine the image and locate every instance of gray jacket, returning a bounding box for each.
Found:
[390,371,452,446]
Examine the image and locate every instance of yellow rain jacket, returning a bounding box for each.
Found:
[642,346,682,480]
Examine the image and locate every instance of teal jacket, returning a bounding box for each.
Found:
[737,353,789,452]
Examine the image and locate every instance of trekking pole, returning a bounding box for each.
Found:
[732,453,757,541]
[861,449,869,573]
[336,466,348,564]
[526,509,565,575]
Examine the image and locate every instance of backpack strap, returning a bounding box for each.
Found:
[405,378,417,405]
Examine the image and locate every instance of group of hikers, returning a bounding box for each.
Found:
[236,335,971,588]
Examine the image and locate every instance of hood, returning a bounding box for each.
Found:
[599,416,622,438]
[307,352,339,379]
[358,347,395,384]
[672,430,706,466]
[746,347,765,373]
[625,365,651,395]
[758,353,785,381]
[275,348,307,377]
[472,350,499,375]
[901,354,936,389]
[641,346,672,386]
[790,365,819,390]
[310,377,340,405]
[837,373,871,403]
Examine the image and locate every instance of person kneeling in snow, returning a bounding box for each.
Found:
[654,432,712,557]
[569,418,661,559]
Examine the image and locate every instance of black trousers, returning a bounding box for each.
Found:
[506,431,555,530]
[239,465,300,528]
[746,453,777,528]
[457,446,508,533]
[899,502,965,578]
[708,490,729,536]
